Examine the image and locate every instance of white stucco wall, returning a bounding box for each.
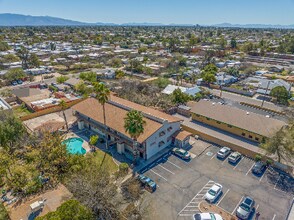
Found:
[145,121,181,160]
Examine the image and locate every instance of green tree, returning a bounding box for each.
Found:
[230,37,237,49]
[227,67,239,77]
[218,36,227,49]
[79,71,97,83]
[74,80,91,96]
[4,68,26,81]
[270,86,289,105]
[1,54,20,63]
[201,63,217,86]
[58,100,69,131]
[36,200,95,220]
[0,111,26,153]
[28,53,41,68]
[0,203,9,220]
[172,88,190,105]
[261,122,294,165]
[16,45,30,69]
[0,41,10,51]
[56,75,69,84]
[115,70,125,79]
[124,110,146,164]
[89,135,99,146]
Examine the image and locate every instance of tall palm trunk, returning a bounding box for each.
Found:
[100,104,108,169]
[133,138,138,165]
[62,110,69,131]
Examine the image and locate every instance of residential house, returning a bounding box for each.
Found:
[215,72,237,85]
[257,79,291,95]
[162,84,201,96]
[269,65,284,73]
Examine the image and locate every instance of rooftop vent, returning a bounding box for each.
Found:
[246,112,250,115]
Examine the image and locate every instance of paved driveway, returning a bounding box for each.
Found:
[140,145,293,220]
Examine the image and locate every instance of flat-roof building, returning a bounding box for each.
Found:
[188,100,286,143]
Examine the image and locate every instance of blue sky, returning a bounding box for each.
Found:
[0,0,293,25]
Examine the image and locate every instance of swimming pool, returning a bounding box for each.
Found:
[62,137,86,155]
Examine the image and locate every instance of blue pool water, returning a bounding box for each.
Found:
[62,137,86,155]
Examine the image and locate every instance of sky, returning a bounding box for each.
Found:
[0,0,293,25]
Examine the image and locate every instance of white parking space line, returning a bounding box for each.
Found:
[231,196,244,215]
[246,163,255,176]
[210,154,216,160]
[167,160,182,169]
[178,180,215,217]
[233,157,243,170]
[158,165,175,175]
[217,189,230,205]
[256,204,259,210]
[150,169,168,182]
[259,169,267,182]
[272,214,276,220]
[222,157,228,165]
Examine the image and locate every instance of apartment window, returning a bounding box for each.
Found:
[158,141,165,147]
[167,126,173,132]
[159,131,166,137]
[255,137,259,141]
[242,133,246,136]
[249,135,253,139]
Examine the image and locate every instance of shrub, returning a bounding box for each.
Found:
[0,203,9,220]
[119,162,129,174]
[255,154,262,161]
[266,159,273,166]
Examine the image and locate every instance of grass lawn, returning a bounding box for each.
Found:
[13,105,32,118]
[90,149,118,174]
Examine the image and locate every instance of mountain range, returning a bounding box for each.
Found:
[0,13,293,29]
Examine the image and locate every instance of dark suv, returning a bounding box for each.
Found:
[252,161,266,175]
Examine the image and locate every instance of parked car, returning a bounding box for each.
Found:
[11,81,17,86]
[252,161,266,175]
[217,147,231,159]
[228,152,242,164]
[204,183,223,203]
[236,196,255,219]
[193,213,223,220]
[138,174,156,192]
[17,79,23,84]
[172,147,191,160]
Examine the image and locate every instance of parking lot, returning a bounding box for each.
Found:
[140,144,293,220]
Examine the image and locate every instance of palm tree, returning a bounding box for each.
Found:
[59,100,69,131]
[124,110,146,165]
[93,83,110,169]
[93,83,110,149]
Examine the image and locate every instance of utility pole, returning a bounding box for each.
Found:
[261,80,271,107]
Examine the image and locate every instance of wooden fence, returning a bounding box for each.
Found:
[20,98,84,121]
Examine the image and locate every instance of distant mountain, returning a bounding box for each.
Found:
[213,22,294,29]
[0,13,294,29]
[0,13,88,26]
